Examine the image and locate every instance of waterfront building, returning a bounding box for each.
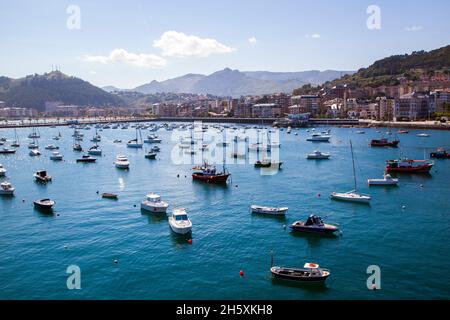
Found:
[290,95,319,116]
[251,103,282,118]
[0,107,38,119]
[395,92,430,121]
[430,89,450,114]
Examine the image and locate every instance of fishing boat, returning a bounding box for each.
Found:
[76,155,97,163]
[254,160,283,168]
[88,145,102,156]
[250,205,288,216]
[141,193,169,213]
[102,193,118,200]
[430,148,450,159]
[306,133,331,142]
[290,215,339,234]
[192,163,230,184]
[33,199,55,211]
[385,158,434,174]
[114,155,130,169]
[331,140,372,204]
[370,138,399,147]
[168,208,192,235]
[34,170,52,182]
[368,174,398,186]
[0,148,16,154]
[306,150,330,159]
[50,151,64,161]
[29,149,41,156]
[0,164,6,176]
[127,128,143,148]
[270,260,330,283]
[0,182,15,195]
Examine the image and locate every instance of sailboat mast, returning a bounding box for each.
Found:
[350,140,357,191]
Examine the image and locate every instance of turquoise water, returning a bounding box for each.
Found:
[0,124,449,300]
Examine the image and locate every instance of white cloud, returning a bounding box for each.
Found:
[248,37,257,45]
[153,31,236,57]
[83,48,167,68]
[404,26,423,32]
[89,70,97,75]
[305,33,321,39]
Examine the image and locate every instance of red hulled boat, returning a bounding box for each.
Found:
[371,138,400,147]
[385,158,434,174]
[192,163,230,184]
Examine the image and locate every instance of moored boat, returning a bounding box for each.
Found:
[0,182,15,195]
[50,151,64,161]
[76,155,97,163]
[114,155,130,169]
[250,205,288,216]
[33,199,55,211]
[141,193,169,213]
[370,138,399,147]
[385,158,433,174]
[331,191,371,203]
[29,149,41,157]
[192,163,230,184]
[0,163,6,176]
[306,150,330,159]
[306,133,331,142]
[145,152,157,159]
[0,148,16,154]
[102,193,118,200]
[430,148,450,159]
[168,208,192,234]
[270,262,330,283]
[368,174,398,186]
[290,215,339,234]
[34,170,52,182]
[254,160,283,168]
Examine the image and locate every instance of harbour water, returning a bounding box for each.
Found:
[1,124,449,299]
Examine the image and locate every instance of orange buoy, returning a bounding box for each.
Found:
[239,270,244,277]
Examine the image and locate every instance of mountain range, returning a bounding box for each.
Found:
[104,69,354,96]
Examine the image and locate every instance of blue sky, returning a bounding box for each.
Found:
[1,0,449,88]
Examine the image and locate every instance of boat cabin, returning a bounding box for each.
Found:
[305,215,325,227]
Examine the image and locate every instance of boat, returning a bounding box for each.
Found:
[270,261,330,283]
[34,170,52,182]
[28,128,40,139]
[29,149,41,156]
[417,133,430,137]
[141,193,169,213]
[250,205,288,216]
[356,130,365,134]
[114,155,130,169]
[306,150,331,160]
[330,140,371,204]
[45,144,59,150]
[50,151,64,161]
[127,128,143,148]
[254,160,283,168]
[145,152,157,159]
[192,163,230,184]
[102,193,118,200]
[0,182,15,195]
[370,138,399,147]
[0,164,6,176]
[398,130,409,134]
[290,215,339,234]
[168,208,192,234]
[76,155,97,163]
[430,148,450,159]
[385,158,434,174]
[144,135,162,144]
[0,148,16,154]
[151,146,161,152]
[113,139,122,143]
[88,145,102,156]
[368,174,398,186]
[11,129,20,147]
[91,129,101,142]
[33,199,55,211]
[73,143,83,151]
[306,133,331,142]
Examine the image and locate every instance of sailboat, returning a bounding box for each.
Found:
[11,129,20,147]
[330,140,371,204]
[127,128,143,148]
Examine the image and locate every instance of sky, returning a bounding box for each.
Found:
[1,0,449,89]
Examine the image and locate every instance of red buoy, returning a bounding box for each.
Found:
[187,239,193,245]
[239,270,244,277]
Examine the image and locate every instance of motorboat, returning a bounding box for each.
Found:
[88,145,102,156]
[114,155,130,169]
[192,163,230,184]
[44,144,59,150]
[0,182,15,195]
[141,193,169,213]
[370,138,399,147]
[33,199,55,211]
[306,133,331,142]
[0,148,16,154]
[417,133,430,137]
[250,205,288,216]
[430,148,450,159]
[113,139,122,143]
[76,155,97,163]
[168,208,192,235]
[0,164,6,176]
[151,146,161,152]
[306,150,331,159]
[254,160,283,168]
[34,170,52,182]
[398,130,409,134]
[102,193,118,200]
[270,263,330,283]
[144,135,162,144]
[50,151,64,161]
[290,215,339,234]
[385,158,434,174]
[29,149,41,156]
[73,143,83,151]
[356,130,365,134]
[368,174,398,186]
[145,152,157,159]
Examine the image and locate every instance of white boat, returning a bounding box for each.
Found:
[127,128,143,148]
[34,170,52,182]
[0,182,15,195]
[45,144,59,150]
[250,205,288,216]
[306,133,331,142]
[417,133,431,137]
[368,174,398,186]
[141,193,169,213]
[50,151,63,161]
[168,208,192,235]
[88,145,102,156]
[307,150,331,159]
[28,141,39,149]
[114,155,130,169]
[144,135,162,144]
[0,164,6,176]
[331,140,371,204]
[29,149,41,156]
